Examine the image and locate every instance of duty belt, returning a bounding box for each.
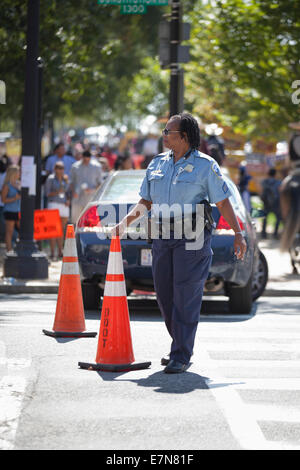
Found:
[147,200,215,242]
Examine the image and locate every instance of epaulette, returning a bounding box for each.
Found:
[194,150,213,162]
[153,151,171,159]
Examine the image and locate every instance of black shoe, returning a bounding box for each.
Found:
[164,360,188,374]
[161,354,170,366]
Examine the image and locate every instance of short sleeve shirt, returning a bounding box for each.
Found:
[139,149,231,215]
[45,155,76,176]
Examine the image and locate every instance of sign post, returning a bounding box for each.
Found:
[4,0,48,279]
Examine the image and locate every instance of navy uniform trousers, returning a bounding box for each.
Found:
[152,230,212,364]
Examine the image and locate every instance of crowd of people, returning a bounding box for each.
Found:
[0,125,299,272]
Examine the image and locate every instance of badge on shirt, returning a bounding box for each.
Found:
[184,164,194,173]
[150,170,163,177]
[211,162,223,178]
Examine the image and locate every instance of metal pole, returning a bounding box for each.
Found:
[36,57,44,210]
[169,0,181,117]
[4,0,48,279]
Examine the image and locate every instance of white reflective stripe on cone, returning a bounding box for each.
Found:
[63,238,78,258]
[61,262,80,275]
[104,280,127,297]
[106,251,124,276]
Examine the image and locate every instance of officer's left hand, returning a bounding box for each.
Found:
[234,233,247,260]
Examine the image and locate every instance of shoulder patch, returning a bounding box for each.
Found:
[211,161,223,178]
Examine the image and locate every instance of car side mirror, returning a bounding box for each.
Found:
[250,208,266,218]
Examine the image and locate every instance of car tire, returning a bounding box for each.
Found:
[252,250,268,301]
[81,281,103,311]
[227,274,253,314]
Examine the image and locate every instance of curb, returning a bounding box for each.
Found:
[0,285,298,297]
[0,285,58,294]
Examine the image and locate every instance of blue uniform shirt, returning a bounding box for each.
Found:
[139,149,231,215]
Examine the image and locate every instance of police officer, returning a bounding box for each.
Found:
[113,113,247,374]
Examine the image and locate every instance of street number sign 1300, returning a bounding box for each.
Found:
[120,4,147,13]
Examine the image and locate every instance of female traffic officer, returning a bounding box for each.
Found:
[113,113,247,374]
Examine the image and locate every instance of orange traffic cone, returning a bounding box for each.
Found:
[78,236,151,371]
[43,224,97,338]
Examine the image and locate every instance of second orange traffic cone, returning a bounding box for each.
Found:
[43,224,97,338]
[78,236,151,372]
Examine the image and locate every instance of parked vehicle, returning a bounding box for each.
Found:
[75,170,268,313]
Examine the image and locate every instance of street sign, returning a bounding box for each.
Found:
[98,0,168,5]
[178,45,190,63]
[121,4,147,13]
[34,209,63,240]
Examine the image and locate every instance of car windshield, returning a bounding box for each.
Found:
[98,171,145,203]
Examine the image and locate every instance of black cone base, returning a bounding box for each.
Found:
[43,329,97,338]
[78,361,151,372]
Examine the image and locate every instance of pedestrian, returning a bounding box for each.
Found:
[44,142,76,177]
[101,145,117,170]
[1,165,21,252]
[99,157,110,180]
[279,133,300,273]
[141,134,159,169]
[260,168,281,239]
[44,161,70,260]
[205,123,226,166]
[0,154,11,241]
[238,162,252,213]
[114,154,133,171]
[69,150,103,224]
[112,113,246,374]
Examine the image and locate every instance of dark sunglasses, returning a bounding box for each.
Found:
[162,128,181,136]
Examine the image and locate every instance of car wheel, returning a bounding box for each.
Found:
[252,250,268,301]
[81,281,103,310]
[227,274,253,314]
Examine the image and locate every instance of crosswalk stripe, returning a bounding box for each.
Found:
[0,375,29,450]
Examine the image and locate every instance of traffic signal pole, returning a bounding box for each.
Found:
[4,0,48,279]
[169,0,181,117]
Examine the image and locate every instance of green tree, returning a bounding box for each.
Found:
[0,0,166,130]
[185,0,300,139]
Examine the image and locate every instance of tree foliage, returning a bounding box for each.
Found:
[185,0,300,139]
[0,0,166,128]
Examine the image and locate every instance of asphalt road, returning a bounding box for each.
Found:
[1,294,300,450]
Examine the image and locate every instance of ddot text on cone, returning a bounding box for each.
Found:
[78,236,151,372]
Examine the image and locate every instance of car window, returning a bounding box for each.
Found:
[98,172,145,203]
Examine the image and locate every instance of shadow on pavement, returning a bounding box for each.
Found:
[96,368,210,394]
[93,369,245,394]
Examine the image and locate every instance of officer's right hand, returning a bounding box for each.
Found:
[110,220,127,239]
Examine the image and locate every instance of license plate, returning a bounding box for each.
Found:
[140,249,152,266]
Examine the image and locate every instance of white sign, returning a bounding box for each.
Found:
[0,80,5,104]
[21,156,36,196]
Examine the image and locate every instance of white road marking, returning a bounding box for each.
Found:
[200,348,272,450]
[0,342,31,450]
[199,328,300,450]
[230,378,300,390]
[0,376,28,450]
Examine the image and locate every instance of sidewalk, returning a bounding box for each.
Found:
[0,237,298,296]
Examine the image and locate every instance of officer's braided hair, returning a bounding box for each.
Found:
[170,113,200,149]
